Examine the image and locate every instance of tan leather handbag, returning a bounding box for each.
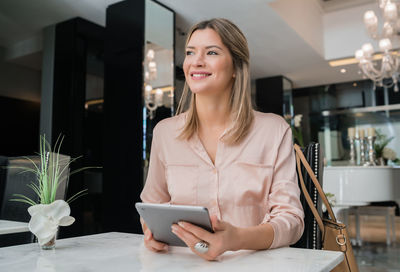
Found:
[294,144,359,272]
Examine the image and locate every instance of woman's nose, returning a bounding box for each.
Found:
[193,53,205,67]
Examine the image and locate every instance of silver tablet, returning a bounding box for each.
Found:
[135,202,213,247]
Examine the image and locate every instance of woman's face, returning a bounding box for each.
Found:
[183,28,235,97]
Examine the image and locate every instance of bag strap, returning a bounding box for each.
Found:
[294,144,338,235]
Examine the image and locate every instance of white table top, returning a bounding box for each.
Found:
[0,219,29,235]
[0,232,343,271]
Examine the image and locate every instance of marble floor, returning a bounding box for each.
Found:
[347,215,400,272]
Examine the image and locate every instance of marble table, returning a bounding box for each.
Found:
[0,220,29,235]
[0,232,344,271]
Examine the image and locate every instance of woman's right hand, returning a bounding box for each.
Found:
[142,221,169,252]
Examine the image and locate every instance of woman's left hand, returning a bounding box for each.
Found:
[171,215,240,261]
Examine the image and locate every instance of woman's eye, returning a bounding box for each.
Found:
[207,51,218,55]
[186,51,194,56]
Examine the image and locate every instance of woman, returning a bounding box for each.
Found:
[140,18,304,261]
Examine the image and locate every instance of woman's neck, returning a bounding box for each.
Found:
[195,93,230,130]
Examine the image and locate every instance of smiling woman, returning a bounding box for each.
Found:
[140,18,304,261]
[177,18,253,146]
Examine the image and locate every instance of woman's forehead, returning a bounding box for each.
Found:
[186,28,224,47]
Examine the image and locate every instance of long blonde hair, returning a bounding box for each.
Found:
[177,18,253,145]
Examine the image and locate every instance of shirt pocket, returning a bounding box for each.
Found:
[165,163,198,205]
[232,161,274,206]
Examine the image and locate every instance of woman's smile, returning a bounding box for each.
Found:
[190,71,212,80]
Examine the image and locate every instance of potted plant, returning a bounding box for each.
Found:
[284,114,304,147]
[10,135,98,249]
[374,130,394,165]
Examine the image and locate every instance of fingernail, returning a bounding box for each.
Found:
[171,225,178,232]
[145,233,150,240]
[178,221,185,228]
[163,245,168,250]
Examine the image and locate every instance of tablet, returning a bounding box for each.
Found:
[135,202,213,247]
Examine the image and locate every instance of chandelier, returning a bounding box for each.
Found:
[144,48,164,119]
[355,0,400,92]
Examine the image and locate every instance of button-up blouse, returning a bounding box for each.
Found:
[140,111,304,249]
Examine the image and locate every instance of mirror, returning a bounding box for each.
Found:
[143,0,174,181]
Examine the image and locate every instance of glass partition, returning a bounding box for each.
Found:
[316,105,400,166]
[294,80,400,166]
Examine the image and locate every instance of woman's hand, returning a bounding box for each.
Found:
[171,215,241,261]
[142,221,169,252]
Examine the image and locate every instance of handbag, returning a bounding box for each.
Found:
[294,144,359,272]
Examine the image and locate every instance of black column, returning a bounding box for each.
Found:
[103,0,144,233]
[52,18,104,237]
[255,76,285,115]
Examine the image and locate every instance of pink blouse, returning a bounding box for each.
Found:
[141,111,304,249]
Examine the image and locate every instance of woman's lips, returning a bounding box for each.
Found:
[190,72,212,80]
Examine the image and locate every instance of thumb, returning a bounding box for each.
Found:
[144,228,152,240]
[210,215,225,231]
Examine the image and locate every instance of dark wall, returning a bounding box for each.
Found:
[0,96,40,156]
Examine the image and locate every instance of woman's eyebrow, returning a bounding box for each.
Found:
[186,45,223,50]
[206,45,222,50]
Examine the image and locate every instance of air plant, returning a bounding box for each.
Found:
[10,134,97,206]
[7,134,101,247]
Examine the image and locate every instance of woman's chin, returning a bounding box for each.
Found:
[189,88,208,95]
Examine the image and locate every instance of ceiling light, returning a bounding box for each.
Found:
[329,53,393,67]
[329,57,358,67]
[340,68,346,73]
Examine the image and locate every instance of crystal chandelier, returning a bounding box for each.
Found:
[144,48,164,119]
[355,0,400,92]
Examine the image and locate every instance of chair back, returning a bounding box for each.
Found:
[1,157,41,222]
[0,154,70,247]
[0,154,71,221]
[292,142,324,249]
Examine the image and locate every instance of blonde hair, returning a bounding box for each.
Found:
[177,18,254,144]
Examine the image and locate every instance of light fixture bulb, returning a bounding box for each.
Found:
[384,1,398,21]
[379,0,388,9]
[362,43,374,57]
[146,49,155,60]
[379,38,392,51]
[364,10,378,28]
[355,49,364,60]
[145,85,152,99]
[155,89,163,106]
[383,21,395,37]
[148,61,157,73]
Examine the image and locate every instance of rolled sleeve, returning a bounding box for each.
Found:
[140,125,171,203]
[262,125,304,249]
